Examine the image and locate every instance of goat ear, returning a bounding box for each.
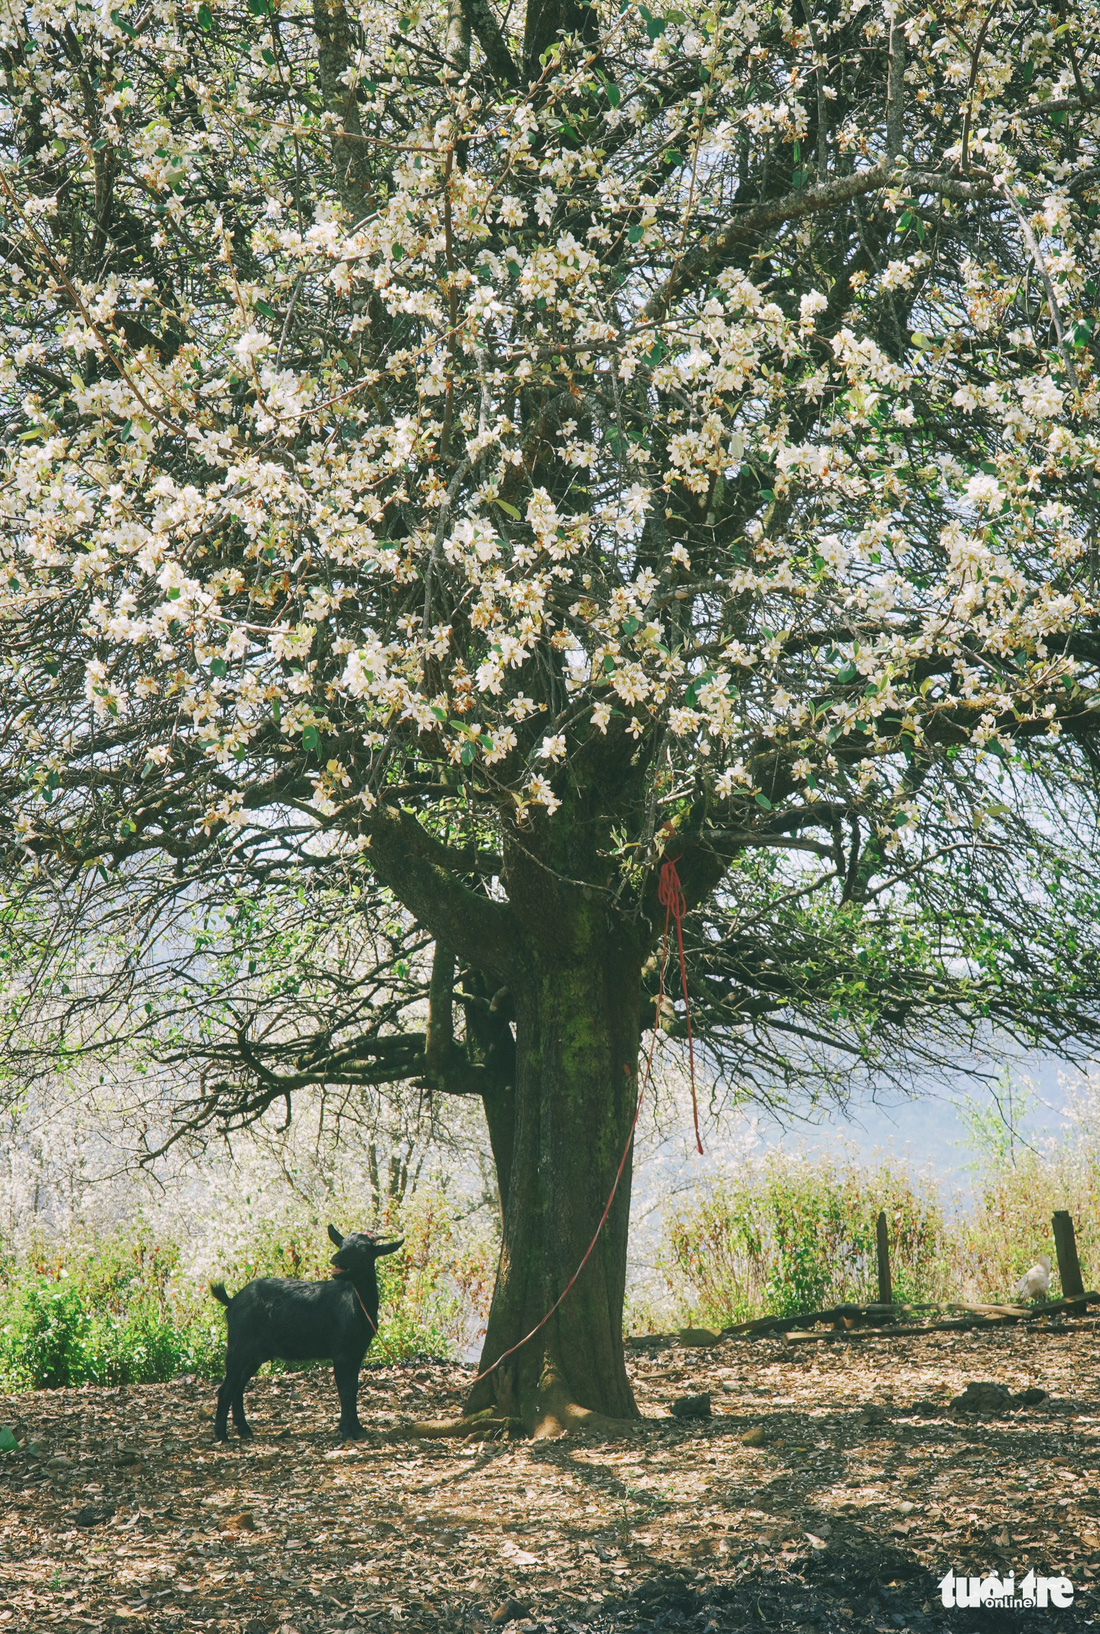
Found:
[373,1238,404,1257]
[327,1224,345,1248]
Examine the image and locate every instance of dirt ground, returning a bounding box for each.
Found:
[0,1319,1098,1634]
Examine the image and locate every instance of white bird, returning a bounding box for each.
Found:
[1015,1255,1051,1302]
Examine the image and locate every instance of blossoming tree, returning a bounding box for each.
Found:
[4,0,1100,1429]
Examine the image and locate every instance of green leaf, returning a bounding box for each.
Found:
[460,742,477,765]
[897,210,913,231]
[627,224,644,244]
[119,418,133,442]
[302,724,320,752]
[210,657,227,677]
[255,298,279,321]
[0,1427,16,1453]
[606,84,621,108]
[110,9,137,36]
[391,243,404,261]
[495,498,521,519]
[754,792,773,811]
[167,586,181,602]
[836,662,858,684]
[197,2,212,29]
[622,615,641,637]
[247,0,271,12]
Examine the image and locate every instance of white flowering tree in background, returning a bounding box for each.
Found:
[6,0,1100,1429]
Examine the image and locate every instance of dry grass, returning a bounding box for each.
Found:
[1,1321,1098,1632]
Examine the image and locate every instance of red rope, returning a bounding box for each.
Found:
[466,1060,646,1388]
[466,852,700,1389]
[658,857,703,1155]
[353,1284,378,1333]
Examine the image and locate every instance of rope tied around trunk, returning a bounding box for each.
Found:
[467,853,701,1389]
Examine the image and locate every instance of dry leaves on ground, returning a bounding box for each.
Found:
[0,1320,1097,1633]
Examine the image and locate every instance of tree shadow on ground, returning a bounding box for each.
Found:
[580,1548,1094,1633]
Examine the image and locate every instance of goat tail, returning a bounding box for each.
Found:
[210,1280,231,1307]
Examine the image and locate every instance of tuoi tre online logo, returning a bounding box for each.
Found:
[938,1568,1074,1609]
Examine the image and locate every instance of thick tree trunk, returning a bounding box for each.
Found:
[466,910,642,1435]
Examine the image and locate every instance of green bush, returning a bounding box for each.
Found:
[0,1190,497,1391]
[0,1280,89,1389]
[644,1124,1100,1333]
[653,1157,949,1329]
[951,1148,1100,1304]
[0,1257,225,1390]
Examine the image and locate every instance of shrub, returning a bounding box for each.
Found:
[0,1280,89,1389]
[653,1156,949,1328]
[0,1189,497,1391]
[951,1149,1100,1304]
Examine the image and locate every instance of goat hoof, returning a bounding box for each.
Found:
[236,1428,255,1441]
[340,1426,367,1441]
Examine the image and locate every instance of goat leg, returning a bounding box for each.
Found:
[232,1377,255,1439]
[214,1372,234,1442]
[333,1355,366,1439]
[215,1357,256,1441]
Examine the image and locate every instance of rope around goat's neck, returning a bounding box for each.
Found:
[351,1282,378,1334]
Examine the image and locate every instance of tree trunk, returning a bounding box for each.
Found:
[467,910,642,1435]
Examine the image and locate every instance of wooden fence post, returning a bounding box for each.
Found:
[876,1210,893,1307]
[1052,1210,1086,1316]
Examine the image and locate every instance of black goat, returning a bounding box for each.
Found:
[210,1225,403,1442]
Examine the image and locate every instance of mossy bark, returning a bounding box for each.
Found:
[466,893,643,1433]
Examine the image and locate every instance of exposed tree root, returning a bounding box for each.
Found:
[410,1361,644,1443]
[406,1408,527,1441]
[407,1404,643,1442]
[526,1368,641,1439]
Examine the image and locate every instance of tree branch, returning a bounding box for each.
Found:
[459,0,518,86]
[365,802,517,976]
[640,166,994,324]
